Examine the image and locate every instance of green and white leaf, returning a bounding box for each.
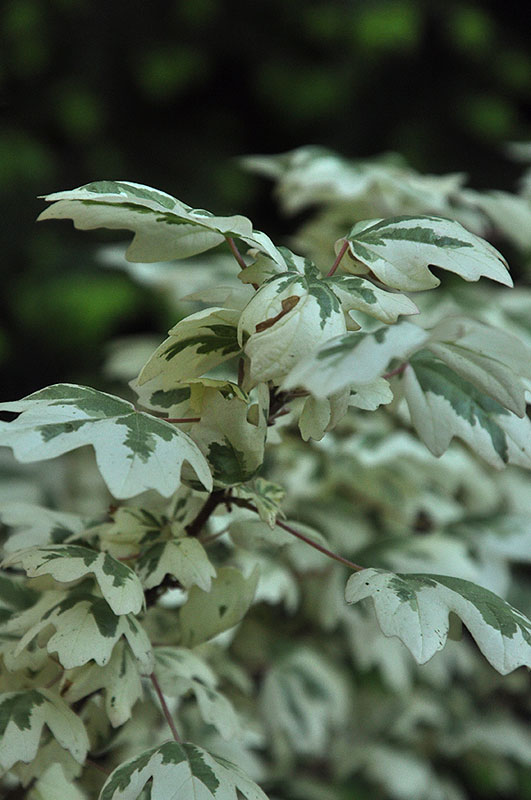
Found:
[0,689,88,771]
[154,647,241,740]
[28,762,87,800]
[62,640,143,727]
[402,352,531,469]
[3,544,144,615]
[38,181,254,262]
[345,568,531,674]
[99,740,269,800]
[0,384,212,499]
[426,316,531,416]
[0,502,86,553]
[187,383,269,486]
[179,567,259,647]
[349,377,394,410]
[233,478,286,527]
[137,308,241,389]
[238,268,347,385]
[326,274,419,326]
[7,589,153,671]
[137,538,215,591]
[284,321,428,397]
[260,647,350,756]
[337,215,512,291]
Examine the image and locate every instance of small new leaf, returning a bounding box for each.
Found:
[0,384,212,499]
[345,568,531,674]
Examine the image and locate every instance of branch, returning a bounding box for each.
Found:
[150,672,181,742]
[230,498,364,572]
[185,490,227,538]
[226,236,248,270]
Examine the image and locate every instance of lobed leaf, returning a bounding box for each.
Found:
[99,740,269,800]
[233,478,286,528]
[3,544,144,615]
[38,181,254,262]
[137,538,215,592]
[0,688,88,772]
[337,215,512,291]
[346,568,531,674]
[0,384,212,499]
[402,353,531,469]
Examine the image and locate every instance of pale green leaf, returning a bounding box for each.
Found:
[349,377,394,410]
[3,544,144,615]
[28,762,87,800]
[137,538,215,591]
[345,568,531,673]
[154,647,241,740]
[7,589,153,672]
[62,640,143,727]
[402,353,531,469]
[462,189,531,251]
[0,688,88,771]
[0,502,86,553]
[0,384,212,499]
[179,567,259,647]
[99,740,269,800]
[137,308,241,388]
[338,215,512,291]
[284,321,428,397]
[38,181,254,262]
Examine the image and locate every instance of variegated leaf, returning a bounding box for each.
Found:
[179,567,259,647]
[233,478,286,528]
[426,316,531,416]
[0,384,212,499]
[325,274,419,326]
[137,307,241,388]
[298,390,350,441]
[38,181,254,261]
[7,589,153,672]
[402,352,531,469]
[337,215,512,291]
[346,568,531,674]
[0,502,87,553]
[0,689,88,771]
[283,321,428,397]
[62,640,143,727]
[238,265,347,385]
[2,544,144,615]
[154,647,241,740]
[99,740,269,800]
[137,538,215,591]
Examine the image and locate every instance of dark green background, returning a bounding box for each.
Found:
[1,0,530,398]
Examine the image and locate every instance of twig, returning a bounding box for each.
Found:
[185,490,227,538]
[150,672,181,742]
[327,239,349,277]
[226,237,247,270]
[383,362,408,380]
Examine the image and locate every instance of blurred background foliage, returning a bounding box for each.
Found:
[0,0,530,398]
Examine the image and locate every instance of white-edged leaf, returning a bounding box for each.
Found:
[154,647,241,740]
[0,688,89,771]
[38,181,254,262]
[2,544,144,615]
[7,589,153,672]
[0,502,86,553]
[137,538,215,591]
[137,307,241,388]
[325,274,419,325]
[238,266,347,385]
[402,352,531,469]
[0,384,212,499]
[99,740,269,800]
[345,568,531,674]
[337,215,512,291]
[426,316,531,416]
[62,640,143,727]
[284,321,428,397]
[179,567,259,647]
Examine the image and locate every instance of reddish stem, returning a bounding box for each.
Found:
[383,362,408,380]
[226,237,247,270]
[327,239,349,277]
[150,672,181,742]
[164,417,201,423]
